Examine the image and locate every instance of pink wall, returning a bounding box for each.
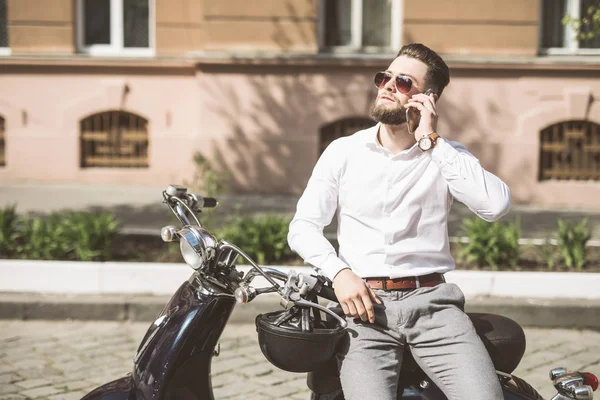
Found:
[0,66,199,186]
[1,62,599,209]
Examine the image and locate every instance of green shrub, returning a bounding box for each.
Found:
[0,204,20,256]
[185,152,231,197]
[61,211,121,261]
[215,214,293,265]
[2,209,120,261]
[537,238,558,270]
[16,214,71,260]
[457,217,521,270]
[556,219,591,270]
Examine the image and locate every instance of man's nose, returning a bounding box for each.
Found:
[383,76,395,92]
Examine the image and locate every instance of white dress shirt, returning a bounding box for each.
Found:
[288,123,511,281]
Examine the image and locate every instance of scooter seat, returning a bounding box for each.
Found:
[307,312,526,394]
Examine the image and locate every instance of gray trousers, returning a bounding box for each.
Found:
[330,282,504,400]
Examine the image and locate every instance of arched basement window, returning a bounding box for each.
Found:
[80,110,149,168]
[539,120,600,181]
[319,117,374,155]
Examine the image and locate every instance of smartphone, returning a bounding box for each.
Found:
[406,88,434,134]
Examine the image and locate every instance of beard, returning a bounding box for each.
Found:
[370,100,406,125]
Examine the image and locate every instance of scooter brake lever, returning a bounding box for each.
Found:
[293,298,348,329]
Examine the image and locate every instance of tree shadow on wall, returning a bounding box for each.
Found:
[270,1,317,52]
[195,49,527,204]
[198,65,377,194]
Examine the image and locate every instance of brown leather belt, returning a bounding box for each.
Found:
[365,273,444,290]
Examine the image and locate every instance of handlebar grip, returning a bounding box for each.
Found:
[316,284,338,303]
[202,197,218,208]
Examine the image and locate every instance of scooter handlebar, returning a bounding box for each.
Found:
[315,283,338,303]
[201,197,218,208]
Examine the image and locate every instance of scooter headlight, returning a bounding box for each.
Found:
[178,226,217,270]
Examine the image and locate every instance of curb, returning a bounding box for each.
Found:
[2,260,600,299]
[1,292,600,331]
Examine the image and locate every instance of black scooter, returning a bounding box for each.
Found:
[82,185,598,400]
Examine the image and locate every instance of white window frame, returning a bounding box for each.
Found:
[76,0,155,57]
[319,0,402,54]
[541,0,600,55]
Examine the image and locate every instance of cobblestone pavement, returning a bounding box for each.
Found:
[0,320,599,400]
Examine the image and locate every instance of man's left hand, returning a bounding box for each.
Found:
[404,92,438,139]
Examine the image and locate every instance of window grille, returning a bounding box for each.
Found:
[320,117,374,155]
[539,120,600,180]
[80,111,149,168]
[0,116,5,166]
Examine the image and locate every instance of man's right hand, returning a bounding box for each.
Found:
[333,269,382,324]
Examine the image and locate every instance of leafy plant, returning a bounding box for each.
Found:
[457,217,521,270]
[185,152,231,197]
[537,238,558,270]
[61,211,121,261]
[6,210,120,261]
[215,214,293,265]
[563,5,600,41]
[0,204,20,256]
[556,219,591,270]
[16,215,71,260]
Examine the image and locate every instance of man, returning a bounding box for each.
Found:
[287,43,510,400]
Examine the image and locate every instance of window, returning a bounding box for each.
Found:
[0,115,5,166]
[320,117,374,154]
[77,0,154,56]
[539,120,600,180]
[541,0,600,54]
[0,0,9,56]
[80,111,149,168]
[319,0,402,53]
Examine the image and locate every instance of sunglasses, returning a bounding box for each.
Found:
[373,71,413,94]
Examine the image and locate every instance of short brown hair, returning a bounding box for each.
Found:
[397,43,450,96]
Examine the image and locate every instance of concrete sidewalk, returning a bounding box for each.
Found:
[2,183,600,240]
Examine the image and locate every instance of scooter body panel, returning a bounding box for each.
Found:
[83,279,237,400]
[80,376,135,400]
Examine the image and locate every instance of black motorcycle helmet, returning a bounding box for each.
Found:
[255,306,346,373]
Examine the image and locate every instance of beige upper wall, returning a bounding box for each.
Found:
[155,0,205,54]
[3,0,542,57]
[6,0,74,53]
[403,0,540,56]
[157,0,318,54]
[204,0,317,18]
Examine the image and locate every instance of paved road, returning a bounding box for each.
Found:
[0,320,599,400]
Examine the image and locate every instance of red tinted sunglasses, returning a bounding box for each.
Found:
[373,71,413,94]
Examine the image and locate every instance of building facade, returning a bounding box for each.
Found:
[0,0,599,208]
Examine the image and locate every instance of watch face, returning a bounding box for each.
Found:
[419,137,432,150]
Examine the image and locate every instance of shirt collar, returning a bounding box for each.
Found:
[365,122,421,157]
